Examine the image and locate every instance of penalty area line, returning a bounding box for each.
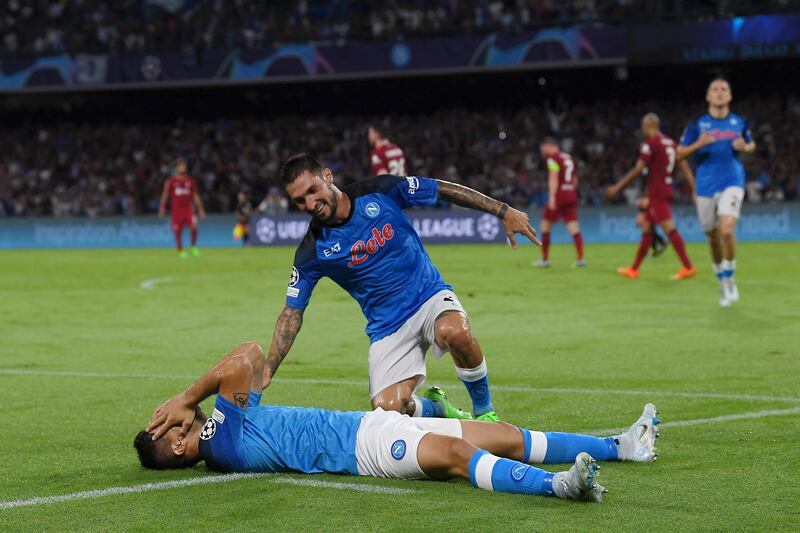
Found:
[1,369,799,404]
[0,474,415,511]
[585,406,800,436]
[139,276,173,290]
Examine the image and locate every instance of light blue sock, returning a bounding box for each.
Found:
[520,429,619,464]
[412,395,444,418]
[469,450,555,496]
[456,360,495,416]
[721,259,735,279]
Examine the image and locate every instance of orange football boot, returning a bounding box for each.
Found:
[617,266,640,279]
[670,266,697,280]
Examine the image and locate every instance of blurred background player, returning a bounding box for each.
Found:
[607,113,696,280]
[158,158,206,258]
[233,191,252,246]
[677,78,755,306]
[535,137,585,268]
[368,125,406,176]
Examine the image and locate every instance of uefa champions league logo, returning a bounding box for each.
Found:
[199,418,216,441]
[476,214,500,241]
[256,218,277,243]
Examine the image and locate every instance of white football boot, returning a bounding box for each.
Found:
[719,282,731,307]
[725,277,740,304]
[613,403,660,462]
[554,452,606,502]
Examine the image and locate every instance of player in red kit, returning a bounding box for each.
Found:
[368,125,406,176]
[535,137,585,268]
[606,114,696,280]
[159,158,206,258]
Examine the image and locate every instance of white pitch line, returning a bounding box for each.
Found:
[139,276,173,290]
[584,406,800,436]
[0,474,415,511]
[2,369,799,404]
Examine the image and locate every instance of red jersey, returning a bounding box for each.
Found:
[545,151,578,205]
[166,175,197,214]
[370,143,406,176]
[638,133,676,199]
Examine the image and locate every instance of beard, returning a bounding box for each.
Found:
[312,192,339,224]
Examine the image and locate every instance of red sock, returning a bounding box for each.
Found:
[190,228,198,246]
[174,229,183,251]
[632,232,652,270]
[667,229,692,268]
[541,232,551,261]
[572,232,584,260]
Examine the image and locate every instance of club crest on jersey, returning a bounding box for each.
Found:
[391,439,406,460]
[200,418,216,441]
[348,224,395,267]
[365,202,381,218]
[289,267,299,287]
[511,464,529,482]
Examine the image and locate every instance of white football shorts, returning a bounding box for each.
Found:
[367,289,467,399]
[355,408,462,480]
[696,186,745,232]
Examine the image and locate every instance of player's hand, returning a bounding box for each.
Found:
[158,208,165,218]
[547,199,556,211]
[147,393,196,441]
[732,136,748,152]
[199,209,207,220]
[503,206,542,248]
[698,132,716,147]
[605,185,618,199]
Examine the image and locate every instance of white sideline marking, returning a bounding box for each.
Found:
[2,369,799,404]
[0,474,415,511]
[139,276,173,290]
[585,406,800,436]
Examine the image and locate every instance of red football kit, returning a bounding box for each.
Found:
[542,151,579,223]
[165,175,198,231]
[638,133,677,224]
[370,143,406,176]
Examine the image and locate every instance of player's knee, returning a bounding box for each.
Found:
[719,225,735,240]
[371,395,411,414]
[436,321,474,354]
[445,438,477,479]
[240,341,264,358]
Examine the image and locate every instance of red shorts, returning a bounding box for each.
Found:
[542,203,578,223]
[171,212,197,231]
[645,197,673,224]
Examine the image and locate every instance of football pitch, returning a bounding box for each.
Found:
[1,242,798,531]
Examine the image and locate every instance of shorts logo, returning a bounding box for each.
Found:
[289,267,299,287]
[511,464,529,482]
[391,439,406,460]
[365,202,381,218]
[200,418,217,441]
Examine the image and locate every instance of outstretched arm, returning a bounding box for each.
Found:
[606,160,646,199]
[147,342,265,440]
[263,305,304,387]
[436,180,541,247]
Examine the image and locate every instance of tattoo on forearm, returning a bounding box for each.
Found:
[232,392,248,408]
[266,306,303,378]
[437,180,505,218]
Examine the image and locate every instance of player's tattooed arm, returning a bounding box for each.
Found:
[264,306,304,388]
[232,392,249,408]
[436,179,542,248]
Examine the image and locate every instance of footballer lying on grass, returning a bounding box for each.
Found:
[137,342,659,502]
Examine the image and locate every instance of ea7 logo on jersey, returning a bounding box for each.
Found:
[348,224,395,267]
[323,242,341,257]
[406,177,419,195]
[391,439,407,460]
[200,418,217,440]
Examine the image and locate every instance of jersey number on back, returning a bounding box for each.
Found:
[563,158,575,182]
[665,146,676,174]
[388,158,406,176]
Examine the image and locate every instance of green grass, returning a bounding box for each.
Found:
[1,242,799,531]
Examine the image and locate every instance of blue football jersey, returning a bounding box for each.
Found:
[285,175,451,342]
[680,113,753,196]
[198,393,364,475]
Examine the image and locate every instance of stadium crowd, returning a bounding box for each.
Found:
[1,94,797,218]
[1,0,789,58]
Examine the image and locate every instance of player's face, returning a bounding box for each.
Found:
[539,143,554,157]
[641,120,656,137]
[368,128,378,147]
[706,80,732,107]
[176,161,187,175]
[286,170,339,223]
